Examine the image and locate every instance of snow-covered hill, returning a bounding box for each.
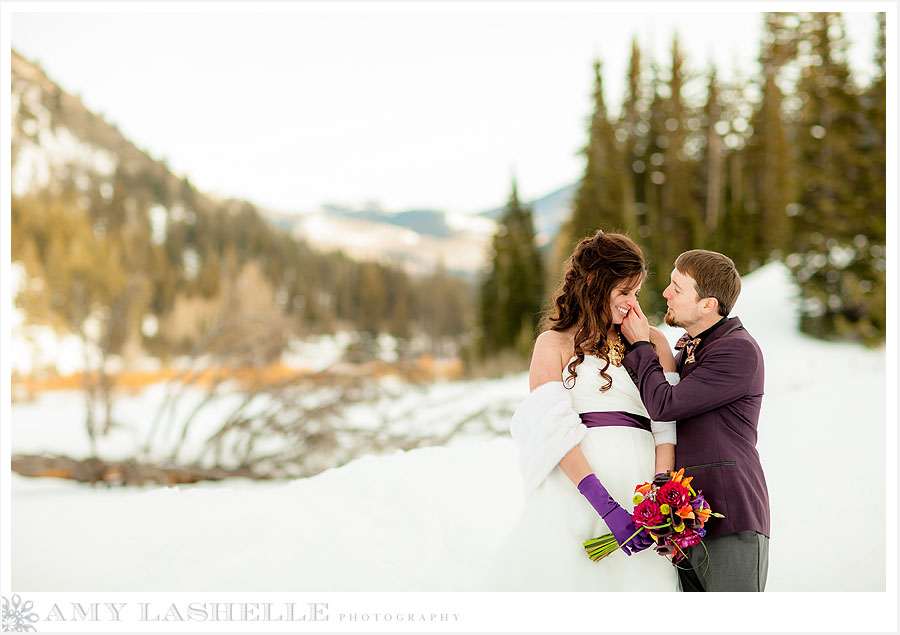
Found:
[9,263,889,600]
[285,208,496,277]
[257,181,577,277]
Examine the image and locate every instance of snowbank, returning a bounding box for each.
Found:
[9,263,889,594]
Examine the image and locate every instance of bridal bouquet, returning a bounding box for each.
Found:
[583,468,723,565]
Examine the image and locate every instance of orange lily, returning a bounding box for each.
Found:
[672,468,685,483]
[634,482,652,495]
[676,505,696,520]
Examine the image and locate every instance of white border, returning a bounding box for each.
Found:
[884,0,898,616]
[1,0,15,603]
[4,0,896,15]
[1,2,897,632]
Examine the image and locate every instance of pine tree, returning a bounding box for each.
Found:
[416,262,472,354]
[858,12,887,243]
[715,64,756,274]
[620,38,650,238]
[479,180,544,357]
[745,13,797,262]
[697,63,725,248]
[663,34,700,254]
[636,36,699,319]
[387,269,411,340]
[564,60,624,252]
[788,12,884,344]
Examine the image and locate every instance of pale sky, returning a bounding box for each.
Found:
[8,3,881,215]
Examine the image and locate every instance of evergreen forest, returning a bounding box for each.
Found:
[479,12,887,356]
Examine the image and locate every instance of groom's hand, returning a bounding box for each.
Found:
[621,301,651,345]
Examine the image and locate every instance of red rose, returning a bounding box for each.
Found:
[657,481,691,509]
[632,498,664,528]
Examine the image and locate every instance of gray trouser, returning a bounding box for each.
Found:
[678,531,769,592]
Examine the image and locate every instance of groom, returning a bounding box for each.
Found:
[620,249,770,592]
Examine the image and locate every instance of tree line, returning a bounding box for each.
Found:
[12,185,473,355]
[479,12,886,356]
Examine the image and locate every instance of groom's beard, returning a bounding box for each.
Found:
[664,309,680,327]
[665,306,703,329]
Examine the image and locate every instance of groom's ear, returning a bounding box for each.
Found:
[700,297,719,315]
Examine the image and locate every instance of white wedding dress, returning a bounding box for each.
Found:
[483,355,680,591]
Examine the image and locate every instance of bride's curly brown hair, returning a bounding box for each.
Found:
[540,230,646,392]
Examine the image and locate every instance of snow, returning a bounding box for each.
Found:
[7,263,891,602]
[444,210,497,236]
[148,204,168,245]
[9,439,519,593]
[9,262,111,376]
[292,211,491,275]
[278,331,357,371]
[10,255,384,375]
[9,370,524,469]
[9,261,91,376]
[11,82,117,198]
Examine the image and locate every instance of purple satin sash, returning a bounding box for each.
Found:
[580,410,651,432]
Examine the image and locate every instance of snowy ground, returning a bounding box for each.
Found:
[8,263,889,592]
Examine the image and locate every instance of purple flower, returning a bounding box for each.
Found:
[672,529,703,549]
[690,492,711,510]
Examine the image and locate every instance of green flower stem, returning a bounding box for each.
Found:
[583,532,620,562]
[672,539,711,572]
[583,521,677,562]
[583,535,615,548]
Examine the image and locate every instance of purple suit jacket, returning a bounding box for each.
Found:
[623,317,770,538]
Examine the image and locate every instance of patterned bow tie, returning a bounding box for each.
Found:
[675,333,702,365]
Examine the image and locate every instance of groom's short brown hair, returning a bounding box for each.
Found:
[674,250,741,316]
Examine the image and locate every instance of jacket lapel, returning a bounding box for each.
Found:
[678,317,743,379]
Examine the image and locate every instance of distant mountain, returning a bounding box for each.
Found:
[257,182,577,277]
[258,203,497,278]
[322,205,456,239]
[478,182,578,246]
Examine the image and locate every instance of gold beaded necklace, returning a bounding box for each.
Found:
[596,334,626,367]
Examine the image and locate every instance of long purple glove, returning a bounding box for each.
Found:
[578,474,655,555]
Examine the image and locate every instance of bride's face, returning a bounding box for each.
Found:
[609,278,642,325]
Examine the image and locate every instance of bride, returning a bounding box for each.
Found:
[484,230,680,591]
